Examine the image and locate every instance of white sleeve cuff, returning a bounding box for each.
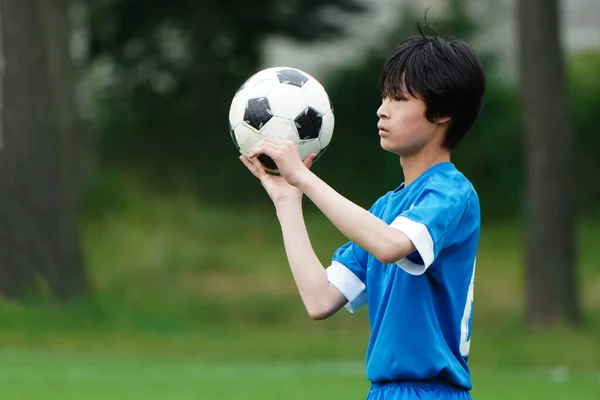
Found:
[326,261,367,313]
[389,216,435,275]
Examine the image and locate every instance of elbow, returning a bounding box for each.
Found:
[306,299,338,320]
[307,306,332,321]
[375,233,412,264]
[304,284,346,320]
[309,312,327,321]
[375,247,402,265]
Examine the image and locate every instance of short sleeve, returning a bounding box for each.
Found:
[325,196,389,312]
[326,241,368,313]
[390,180,470,275]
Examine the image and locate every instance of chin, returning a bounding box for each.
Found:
[379,138,395,153]
[380,138,406,155]
[380,140,421,157]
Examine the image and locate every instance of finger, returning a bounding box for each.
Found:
[240,155,262,179]
[241,155,270,180]
[248,143,275,158]
[249,137,290,156]
[248,144,279,160]
[249,156,269,179]
[303,153,317,169]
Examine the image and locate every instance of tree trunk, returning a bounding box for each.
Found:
[517,0,580,327]
[0,0,89,300]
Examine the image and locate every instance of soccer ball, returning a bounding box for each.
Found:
[228,67,334,172]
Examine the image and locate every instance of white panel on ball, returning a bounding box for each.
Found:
[267,85,308,120]
[249,79,280,98]
[245,68,278,89]
[297,139,322,160]
[261,116,300,143]
[234,123,262,156]
[319,110,335,149]
[301,79,331,115]
[228,93,247,128]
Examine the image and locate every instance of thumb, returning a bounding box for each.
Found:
[303,153,317,169]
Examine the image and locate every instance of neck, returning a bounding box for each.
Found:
[400,147,450,186]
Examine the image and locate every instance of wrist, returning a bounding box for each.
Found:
[274,195,302,213]
[295,169,315,193]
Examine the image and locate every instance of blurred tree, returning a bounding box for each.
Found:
[517,0,580,326]
[86,0,366,174]
[0,0,89,299]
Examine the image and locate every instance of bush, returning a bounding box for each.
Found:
[568,51,600,212]
[86,6,600,218]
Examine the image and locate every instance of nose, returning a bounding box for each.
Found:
[377,100,389,119]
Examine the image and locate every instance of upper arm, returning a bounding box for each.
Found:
[390,180,473,275]
[325,241,369,314]
[321,197,387,315]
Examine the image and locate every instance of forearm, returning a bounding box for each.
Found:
[298,172,414,264]
[275,200,346,320]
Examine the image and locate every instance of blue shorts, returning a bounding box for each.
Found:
[367,381,471,400]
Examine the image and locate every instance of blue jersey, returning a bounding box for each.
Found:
[326,162,479,390]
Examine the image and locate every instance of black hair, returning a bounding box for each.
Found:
[380,24,486,149]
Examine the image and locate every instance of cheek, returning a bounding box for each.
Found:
[395,109,432,136]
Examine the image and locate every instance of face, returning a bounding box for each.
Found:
[376,93,448,156]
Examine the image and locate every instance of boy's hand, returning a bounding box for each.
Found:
[248,138,312,188]
[240,150,316,206]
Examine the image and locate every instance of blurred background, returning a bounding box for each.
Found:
[0,0,598,398]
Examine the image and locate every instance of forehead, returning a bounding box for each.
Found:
[381,68,422,100]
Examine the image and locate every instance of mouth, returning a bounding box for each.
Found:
[378,125,389,136]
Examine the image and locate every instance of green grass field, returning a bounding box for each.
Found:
[1,187,599,399]
[1,352,599,400]
[2,350,599,399]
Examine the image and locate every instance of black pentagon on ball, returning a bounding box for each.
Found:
[294,107,322,140]
[276,69,309,87]
[258,154,278,171]
[244,97,273,130]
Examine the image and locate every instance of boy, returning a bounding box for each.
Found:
[240,33,486,400]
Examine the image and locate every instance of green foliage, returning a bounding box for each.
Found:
[1,196,600,396]
[79,169,134,218]
[87,1,600,217]
[453,77,524,218]
[86,0,366,171]
[568,51,600,211]
[85,0,369,206]
[12,184,600,335]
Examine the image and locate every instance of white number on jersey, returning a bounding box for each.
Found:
[459,259,476,357]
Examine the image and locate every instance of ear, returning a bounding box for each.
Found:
[436,115,451,125]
